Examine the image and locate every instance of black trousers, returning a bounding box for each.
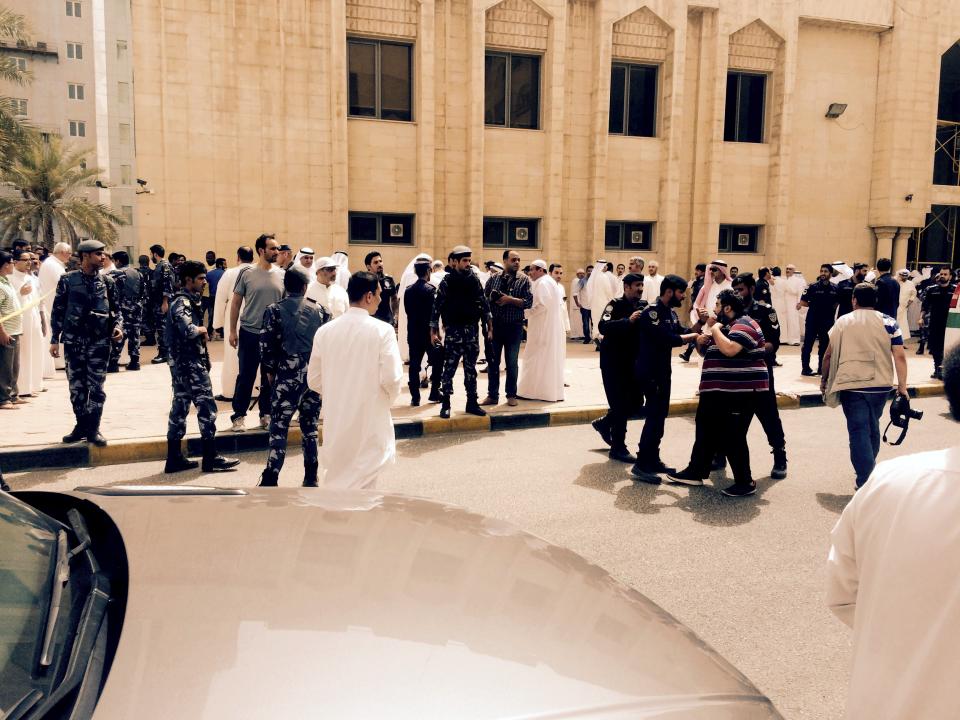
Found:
[408,338,442,400]
[600,359,639,449]
[755,364,786,450]
[687,392,758,483]
[232,327,271,420]
[801,321,831,371]
[637,374,671,461]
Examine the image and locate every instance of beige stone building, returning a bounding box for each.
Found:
[0,0,138,254]
[130,0,960,279]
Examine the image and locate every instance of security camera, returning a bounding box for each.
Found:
[904,194,913,202]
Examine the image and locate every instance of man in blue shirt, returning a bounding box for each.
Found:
[874,257,900,319]
[204,258,226,336]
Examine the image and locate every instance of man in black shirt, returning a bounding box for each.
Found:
[874,257,900,318]
[483,250,533,407]
[404,260,442,405]
[754,267,772,306]
[836,263,868,318]
[800,264,840,376]
[365,251,398,326]
[920,266,957,380]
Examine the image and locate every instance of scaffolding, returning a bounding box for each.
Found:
[910,204,958,269]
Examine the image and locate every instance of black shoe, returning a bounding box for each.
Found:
[464,401,487,417]
[151,355,168,365]
[801,368,816,377]
[637,459,677,475]
[721,481,757,497]
[303,462,319,488]
[201,438,239,472]
[630,465,662,484]
[439,399,451,419]
[164,440,199,473]
[915,345,925,355]
[107,362,120,373]
[428,388,441,403]
[667,467,705,486]
[608,447,637,463]
[126,361,141,371]
[214,394,231,402]
[932,368,943,380]
[411,397,421,407]
[420,377,429,389]
[679,349,692,363]
[771,447,787,480]
[258,469,279,487]
[591,418,612,447]
[62,419,87,444]
[711,454,726,471]
[582,338,591,345]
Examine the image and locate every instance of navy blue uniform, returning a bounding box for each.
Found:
[800,280,838,373]
[634,299,685,464]
[596,296,647,451]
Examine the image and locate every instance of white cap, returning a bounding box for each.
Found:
[897,268,910,276]
[531,259,548,270]
[315,256,336,269]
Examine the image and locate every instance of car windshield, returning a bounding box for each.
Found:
[0,494,60,710]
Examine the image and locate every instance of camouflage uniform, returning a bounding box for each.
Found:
[164,289,217,440]
[430,269,491,401]
[107,265,146,367]
[138,263,156,343]
[50,270,123,427]
[260,295,329,478]
[152,258,177,358]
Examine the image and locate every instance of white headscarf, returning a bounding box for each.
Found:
[293,249,317,281]
[332,251,350,289]
[831,261,853,284]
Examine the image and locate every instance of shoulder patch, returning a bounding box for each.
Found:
[648,310,657,320]
[602,302,614,321]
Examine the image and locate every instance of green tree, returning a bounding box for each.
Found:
[0,6,32,166]
[0,135,127,249]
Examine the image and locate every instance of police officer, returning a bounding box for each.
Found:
[365,251,398,327]
[106,250,146,372]
[630,275,702,482]
[733,272,787,479]
[836,263,868,318]
[49,239,123,447]
[920,266,957,380]
[257,268,329,487]
[592,273,648,462]
[430,245,491,418]
[799,263,839,376]
[404,258,442,406]
[163,260,239,474]
[137,254,156,345]
[149,244,177,363]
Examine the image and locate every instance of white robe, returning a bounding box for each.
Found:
[703,279,732,320]
[896,279,916,340]
[213,262,253,398]
[332,252,351,290]
[568,280,584,338]
[556,278,570,333]
[781,274,805,344]
[10,270,44,395]
[38,255,66,374]
[305,281,349,319]
[770,276,788,332]
[641,273,664,304]
[307,307,403,489]
[584,269,619,340]
[827,447,960,720]
[518,276,566,402]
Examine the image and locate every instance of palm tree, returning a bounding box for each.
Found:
[0,135,127,249]
[0,6,33,166]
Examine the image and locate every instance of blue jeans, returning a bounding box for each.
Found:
[487,321,523,400]
[580,308,592,340]
[839,391,888,487]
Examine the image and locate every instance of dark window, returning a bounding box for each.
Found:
[348,212,414,245]
[485,52,540,129]
[934,44,960,186]
[605,221,653,251]
[347,39,412,121]
[910,205,958,267]
[724,72,766,143]
[609,63,657,137]
[718,224,760,253]
[482,217,539,248]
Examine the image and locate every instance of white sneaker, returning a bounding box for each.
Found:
[231,417,245,433]
[259,415,270,430]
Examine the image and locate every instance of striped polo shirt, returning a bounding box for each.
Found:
[699,316,769,393]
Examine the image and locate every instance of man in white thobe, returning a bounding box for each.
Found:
[10,253,45,396]
[827,348,960,719]
[430,260,446,288]
[640,260,665,304]
[517,260,566,402]
[895,269,917,340]
[550,263,570,335]
[568,268,585,340]
[332,251,351,289]
[39,242,71,375]
[780,264,804,345]
[584,260,619,346]
[213,248,254,399]
[305,256,350,319]
[307,271,403,489]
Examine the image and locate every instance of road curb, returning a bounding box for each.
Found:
[4,383,944,472]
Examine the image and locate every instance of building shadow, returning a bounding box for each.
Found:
[816,492,854,515]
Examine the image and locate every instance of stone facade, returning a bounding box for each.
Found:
[127,0,960,278]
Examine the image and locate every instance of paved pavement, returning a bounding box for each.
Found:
[9,394,956,719]
[5,334,943,447]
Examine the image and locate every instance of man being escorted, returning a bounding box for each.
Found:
[919,266,956,380]
[107,251,146,371]
[257,269,329,487]
[163,261,239,474]
[820,282,909,488]
[50,240,124,446]
[826,345,960,720]
[483,250,533,407]
[404,258,442,406]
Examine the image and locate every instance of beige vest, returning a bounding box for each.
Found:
[824,309,895,407]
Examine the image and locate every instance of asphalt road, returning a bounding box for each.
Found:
[8,396,957,719]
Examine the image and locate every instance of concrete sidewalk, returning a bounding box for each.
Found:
[1,336,943,471]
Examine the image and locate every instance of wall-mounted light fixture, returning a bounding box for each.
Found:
[825,103,848,119]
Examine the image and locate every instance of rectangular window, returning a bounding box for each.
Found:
[11,98,27,117]
[66,42,82,60]
[724,72,766,143]
[13,57,26,72]
[485,52,540,130]
[117,81,130,104]
[119,123,131,144]
[68,83,85,100]
[116,40,127,60]
[347,39,412,122]
[348,212,415,245]
[608,63,657,137]
[120,165,132,185]
[718,224,760,253]
[121,205,133,225]
[482,217,539,249]
[66,1,81,17]
[69,120,86,137]
[604,221,654,251]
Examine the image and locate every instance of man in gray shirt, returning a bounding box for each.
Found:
[229,233,283,431]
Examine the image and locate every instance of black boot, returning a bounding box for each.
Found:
[439,396,451,419]
[591,417,612,447]
[916,342,925,355]
[107,361,120,373]
[62,415,87,443]
[258,468,279,486]
[771,447,787,480]
[464,395,487,417]
[201,438,239,472]
[409,384,421,407]
[428,387,441,403]
[151,354,168,364]
[86,410,107,447]
[302,462,319,488]
[164,438,199,473]
[126,361,141,371]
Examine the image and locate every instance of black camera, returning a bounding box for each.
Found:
[883,394,923,445]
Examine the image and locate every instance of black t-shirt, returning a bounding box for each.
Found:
[801,280,839,325]
[403,279,436,342]
[875,273,900,318]
[374,274,397,324]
